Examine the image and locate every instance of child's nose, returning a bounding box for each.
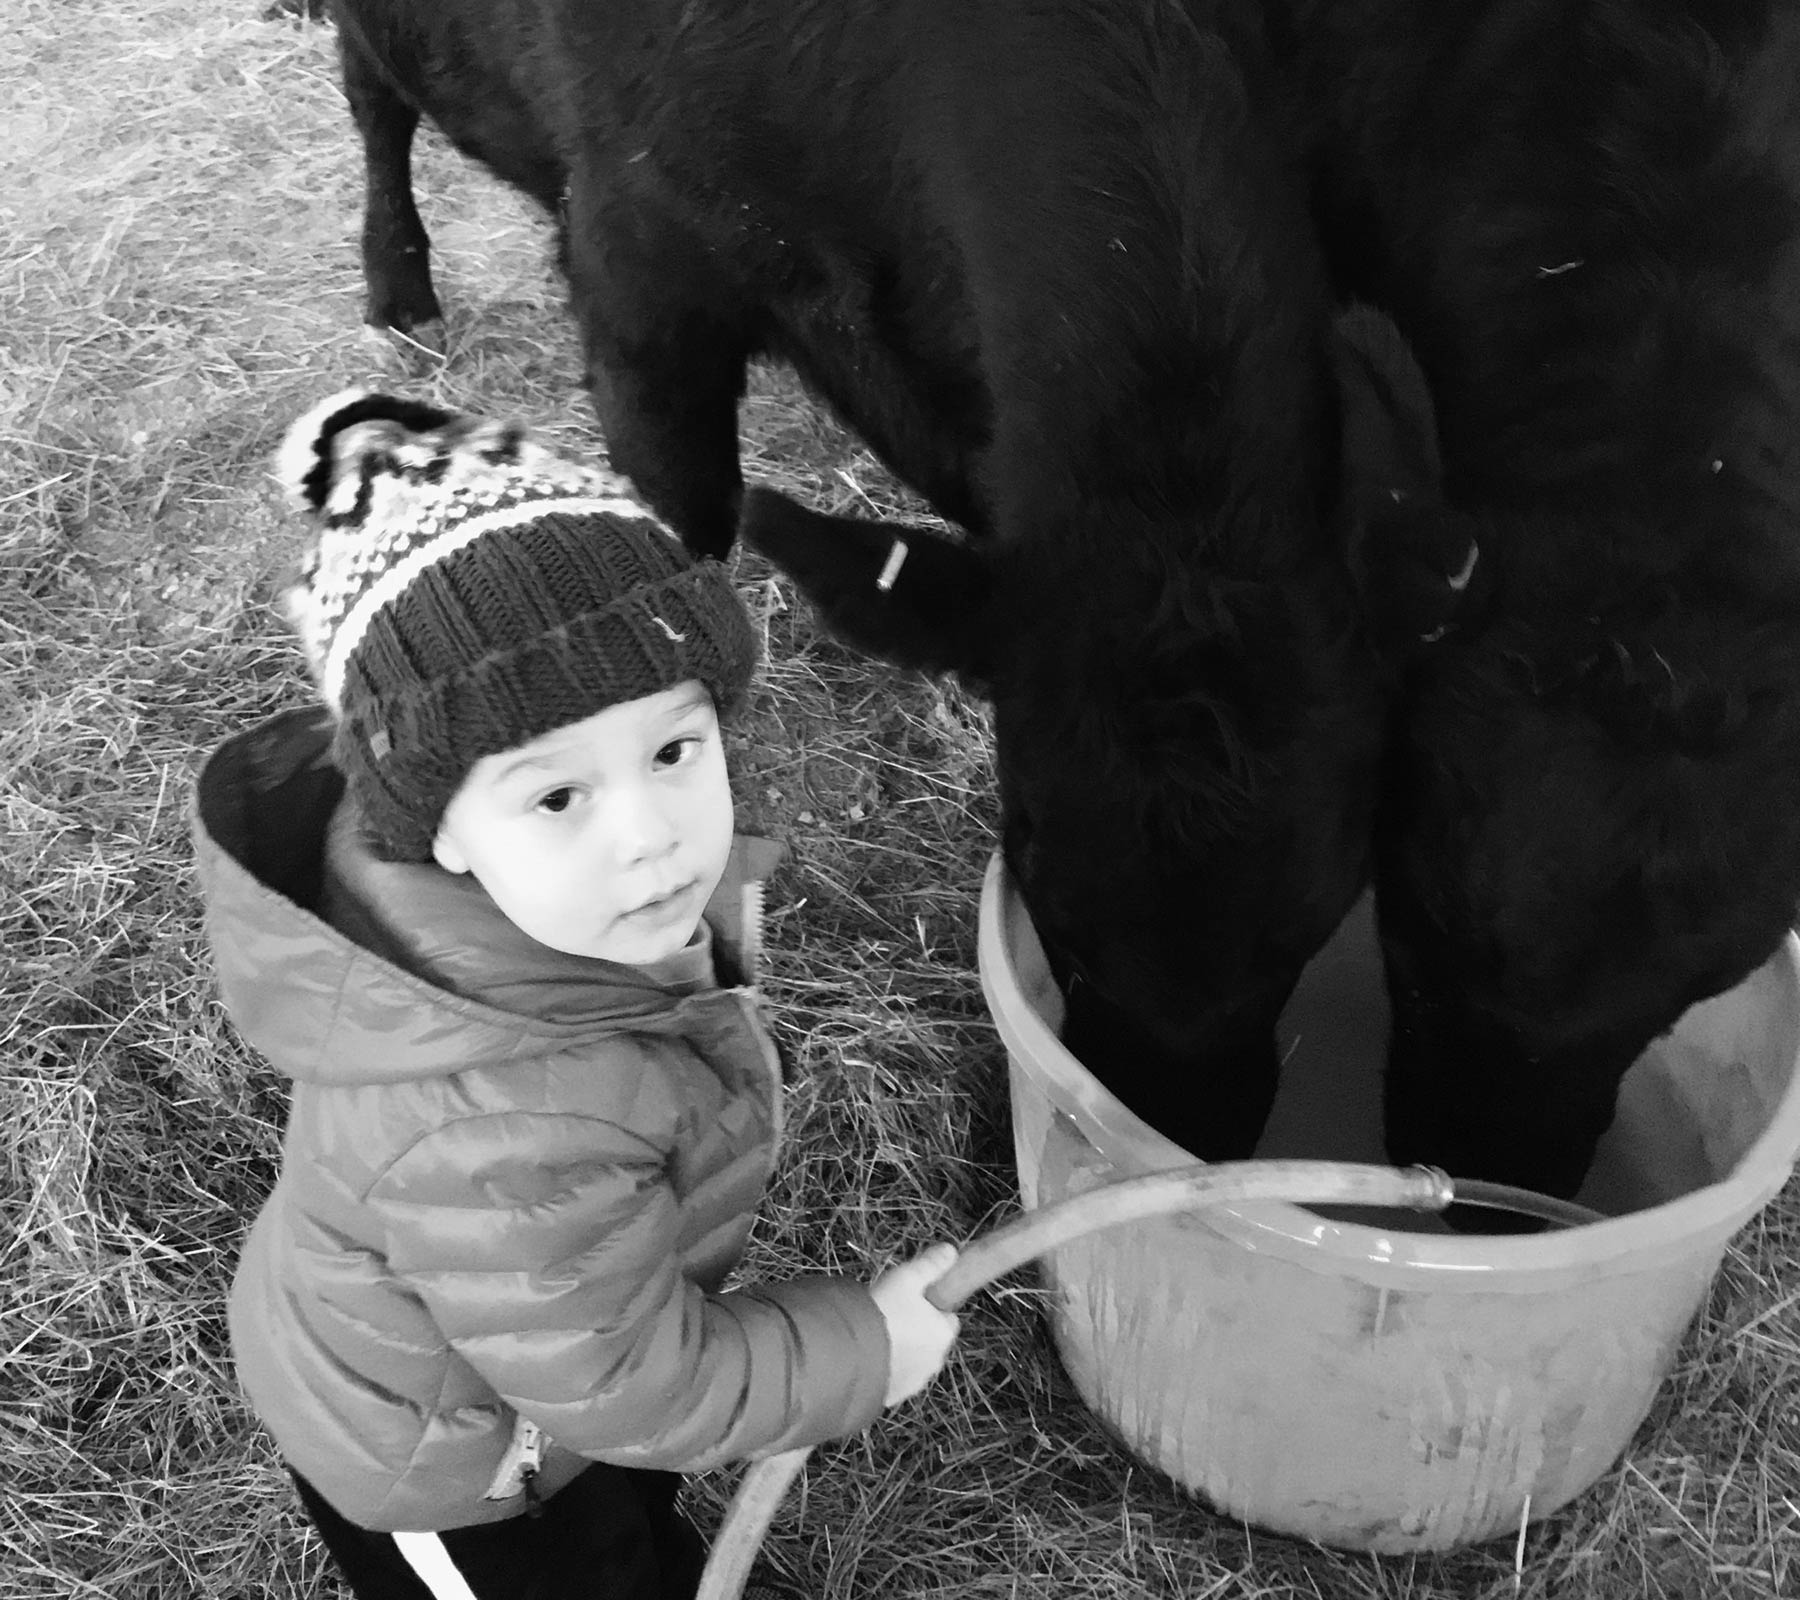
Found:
[610,784,678,862]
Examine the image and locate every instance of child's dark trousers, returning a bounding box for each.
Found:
[291,1463,706,1600]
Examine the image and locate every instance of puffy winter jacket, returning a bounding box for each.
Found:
[192,706,888,1532]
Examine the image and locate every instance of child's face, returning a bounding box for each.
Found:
[431,680,736,965]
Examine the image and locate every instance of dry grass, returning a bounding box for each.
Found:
[2,2,1795,1596]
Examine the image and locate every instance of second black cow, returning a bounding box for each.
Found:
[1276,0,1800,1200]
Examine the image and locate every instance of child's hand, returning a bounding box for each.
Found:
[869,1241,961,1407]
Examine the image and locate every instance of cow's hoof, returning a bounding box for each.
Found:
[358,319,449,372]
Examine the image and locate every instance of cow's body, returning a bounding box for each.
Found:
[1275,0,1800,1198]
[328,0,1460,1161]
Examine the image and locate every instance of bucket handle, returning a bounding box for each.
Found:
[696,1158,1454,1600]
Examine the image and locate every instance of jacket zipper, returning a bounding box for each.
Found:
[740,879,765,983]
[482,1413,546,1513]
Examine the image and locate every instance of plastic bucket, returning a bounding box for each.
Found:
[978,855,1800,1551]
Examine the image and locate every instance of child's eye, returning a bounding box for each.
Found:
[654,736,702,769]
[534,786,577,815]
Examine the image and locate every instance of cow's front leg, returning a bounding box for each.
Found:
[338,26,443,336]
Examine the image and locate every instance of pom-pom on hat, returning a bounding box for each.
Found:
[277,389,758,861]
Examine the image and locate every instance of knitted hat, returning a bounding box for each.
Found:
[276,389,759,861]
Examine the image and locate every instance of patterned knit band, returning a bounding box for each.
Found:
[275,389,758,859]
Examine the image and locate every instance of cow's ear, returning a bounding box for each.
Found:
[1331,302,1487,654]
[739,487,997,683]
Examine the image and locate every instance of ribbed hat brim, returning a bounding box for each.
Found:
[340,562,760,860]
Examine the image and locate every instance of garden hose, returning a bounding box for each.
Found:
[695,1157,1459,1600]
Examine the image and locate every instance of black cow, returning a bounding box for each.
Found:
[1273,0,1800,1199]
[327,0,1474,1161]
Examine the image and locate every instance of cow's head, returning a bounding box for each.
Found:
[742,304,1474,1156]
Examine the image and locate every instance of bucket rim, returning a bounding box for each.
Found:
[977,853,1800,1283]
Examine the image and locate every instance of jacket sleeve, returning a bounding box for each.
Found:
[365,1103,890,1471]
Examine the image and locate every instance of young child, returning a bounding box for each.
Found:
[191,391,961,1600]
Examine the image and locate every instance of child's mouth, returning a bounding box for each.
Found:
[625,881,695,921]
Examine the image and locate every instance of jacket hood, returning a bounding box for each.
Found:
[191,706,780,1091]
